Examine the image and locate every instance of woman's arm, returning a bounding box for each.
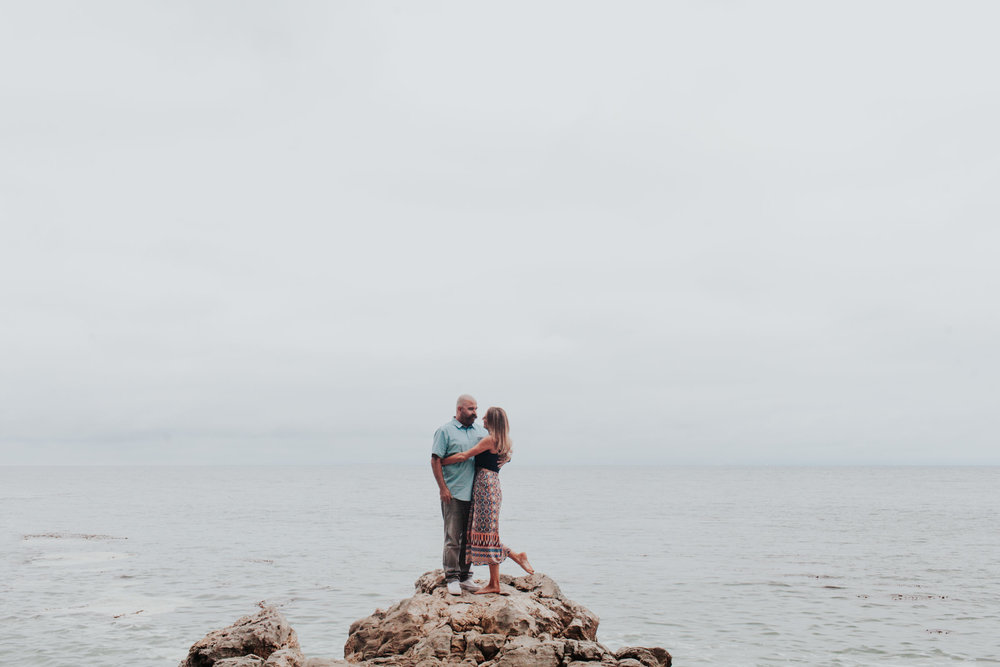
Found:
[441,437,493,465]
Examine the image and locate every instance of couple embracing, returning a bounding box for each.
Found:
[431,394,534,595]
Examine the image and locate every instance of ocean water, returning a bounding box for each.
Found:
[2,465,998,666]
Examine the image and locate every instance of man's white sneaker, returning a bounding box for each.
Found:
[446,580,462,595]
[459,578,481,592]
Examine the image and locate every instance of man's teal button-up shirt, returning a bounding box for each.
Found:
[432,419,488,502]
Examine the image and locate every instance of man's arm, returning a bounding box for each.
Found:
[441,437,493,465]
[431,455,452,503]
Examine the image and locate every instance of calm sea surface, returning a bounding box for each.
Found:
[2,465,998,666]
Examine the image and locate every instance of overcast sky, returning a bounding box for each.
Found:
[1,2,997,466]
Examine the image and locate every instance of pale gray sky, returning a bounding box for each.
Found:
[2,1,997,465]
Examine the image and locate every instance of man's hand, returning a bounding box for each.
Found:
[439,486,453,503]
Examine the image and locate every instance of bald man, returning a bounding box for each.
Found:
[431,394,488,595]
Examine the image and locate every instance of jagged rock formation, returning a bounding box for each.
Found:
[344,570,670,666]
[177,606,308,667]
[179,571,670,667]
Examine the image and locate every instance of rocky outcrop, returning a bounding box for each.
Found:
[179,571,670,667]
[345,570,668,666]
[178,606,306,667]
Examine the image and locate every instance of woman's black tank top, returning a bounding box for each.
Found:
[475,450,500,472]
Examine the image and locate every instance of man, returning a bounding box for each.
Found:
[431,394,488,595]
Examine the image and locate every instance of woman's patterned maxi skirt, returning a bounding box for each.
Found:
[466,467,509,565]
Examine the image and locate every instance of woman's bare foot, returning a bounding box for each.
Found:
[511,551,534,575]
[474,584,502,595]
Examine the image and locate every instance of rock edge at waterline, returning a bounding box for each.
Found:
[178,570,671,667]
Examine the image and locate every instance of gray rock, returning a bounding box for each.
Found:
[564,639,616,662]
[411,625,454,661]
[264,648,305,667]
[615,646,672,667]
[214,657,265,667]
[481,635,564,666]
[343,570,670,665]
[178,606,302,667]
[180,571,670,666]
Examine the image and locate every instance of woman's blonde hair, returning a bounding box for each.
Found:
[483,407,512,463]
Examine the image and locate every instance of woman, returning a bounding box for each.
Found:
[441,406,533,594]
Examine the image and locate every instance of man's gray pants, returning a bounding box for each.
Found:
[441,498,471,583]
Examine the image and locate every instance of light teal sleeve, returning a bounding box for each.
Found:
[432,427,449,458]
